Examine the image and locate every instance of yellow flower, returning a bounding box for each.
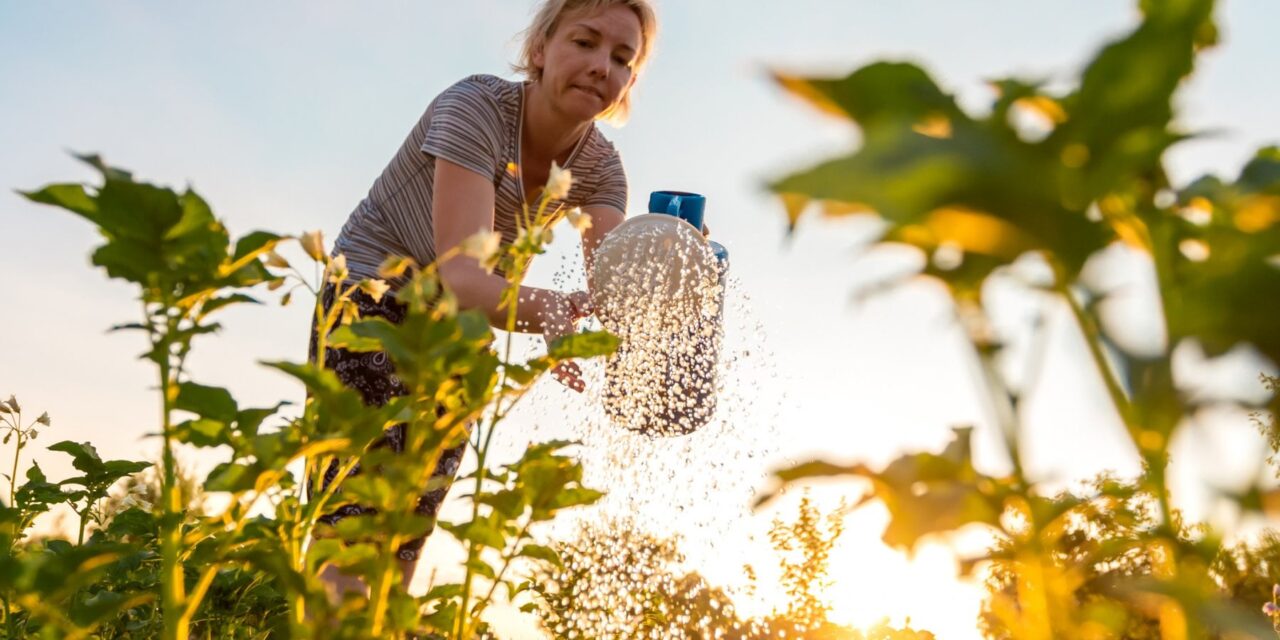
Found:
[327,254,349,284]
[377,255,417,280]
[565,206,593,233]
[545,161,572,200]
[359,279,391,303]
[300,230,326,261]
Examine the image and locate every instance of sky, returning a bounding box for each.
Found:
[4,1,1280,637]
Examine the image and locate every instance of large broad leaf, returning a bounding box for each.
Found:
[774,61,962,130]
[772,72,1111,286]
[1056,0,1215,196]
[1170,147,1280,364]
[761,428,1005,553]
[175,381,238,423]
[22,153,274,307]
[48,440,151,492]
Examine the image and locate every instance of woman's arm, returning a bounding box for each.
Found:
[433,157,576,336]
[578,204,626,276]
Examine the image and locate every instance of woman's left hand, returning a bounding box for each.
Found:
[541,291,592,393]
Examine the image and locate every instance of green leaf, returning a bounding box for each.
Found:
[548,330,619,360]
[72,152,133,181]
[175,381,238,423]
[440,519,506,550]
[107,507,157,538]
[465,557,498,581]
[235,402,289,438]
[201,293,261,316]
[773,61,961,129]
[516,543,562,567]
[423,583,464,601]
[47,440,105,476]
[164,187,219,241]
[204,462,256,493]
[173,418,229,447]
[327,325,385,352]
[18,183,97,219]
[232,230,283,263]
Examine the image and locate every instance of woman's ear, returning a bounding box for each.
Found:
[531,41,546,73]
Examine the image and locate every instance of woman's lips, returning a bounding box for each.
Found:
[572,85,604,101]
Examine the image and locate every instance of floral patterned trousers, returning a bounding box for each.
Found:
[306,282,467,561]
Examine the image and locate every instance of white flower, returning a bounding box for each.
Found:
[545,161,573,200]
[460,230,503,273]
[300,230,326,261]
[359,279,391,303]
[565,206,593,233]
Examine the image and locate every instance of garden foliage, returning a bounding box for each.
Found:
[5,155,615,639]
[764,0,1280,637]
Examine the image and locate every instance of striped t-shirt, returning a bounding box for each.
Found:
[333,74,629,287]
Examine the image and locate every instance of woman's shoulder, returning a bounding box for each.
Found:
[439,74,522,107]
[578,125,624,172]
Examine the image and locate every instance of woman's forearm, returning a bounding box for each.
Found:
[439,260,566,334]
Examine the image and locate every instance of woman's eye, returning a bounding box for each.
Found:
[574,39,591,48]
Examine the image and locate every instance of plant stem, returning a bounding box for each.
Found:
[155,307,187,640]
[9,414,21,507]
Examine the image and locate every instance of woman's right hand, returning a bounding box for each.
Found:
[539,291,592,393]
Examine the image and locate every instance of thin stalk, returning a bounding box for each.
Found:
[477,518,534,614]
[3,593,13,640]
[457,260,529,640]
[1057,282,1137,435]
[155,306,186,640]
[8,426,20,508]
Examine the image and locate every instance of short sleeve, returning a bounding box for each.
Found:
[583,148,628,213]
[421,77,505,180]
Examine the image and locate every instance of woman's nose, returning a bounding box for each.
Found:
[588,51,610,79]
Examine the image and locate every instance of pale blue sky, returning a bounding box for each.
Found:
[4,2,1279,636]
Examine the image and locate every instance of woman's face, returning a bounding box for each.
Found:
[534,4,642,121]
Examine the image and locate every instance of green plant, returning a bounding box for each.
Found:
[761,0,1280,636]
[8,153,615,638]
[767,493,848,632]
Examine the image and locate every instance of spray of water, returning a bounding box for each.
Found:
[505,218,785,635]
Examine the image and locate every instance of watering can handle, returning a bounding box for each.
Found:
[665,195,682,218]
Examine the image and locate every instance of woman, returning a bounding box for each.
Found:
[308,0,658,600]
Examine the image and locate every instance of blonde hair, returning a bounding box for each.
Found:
[513,0,658,126]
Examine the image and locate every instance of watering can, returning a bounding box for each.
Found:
[588,191,729,436]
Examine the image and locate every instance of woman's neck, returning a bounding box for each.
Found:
[523,80,591,165]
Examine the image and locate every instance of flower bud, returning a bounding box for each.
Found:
[566,206,593,233]
[300,230,326,261]
[359,279,391,304]
[545,161,573,200]
[265,251,290,269]
[327,254,349,285]
[6,395,20,413]
[378,256,416,280]
[35,412,50,427]
[1265,602,1279,616]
